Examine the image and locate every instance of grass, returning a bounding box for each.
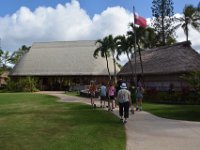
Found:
[143,102,200,122]
[0,93,125,150]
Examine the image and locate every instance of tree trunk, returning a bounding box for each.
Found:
[105,54,111,82]
[137,43,145,86]
[126,50,135,82]
[161,0,165,45]
[186,22,189,41]
[111,51,117,84]
[137,43,144,76]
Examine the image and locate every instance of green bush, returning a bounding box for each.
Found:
[6,77,39,92]
[144,90,200,104]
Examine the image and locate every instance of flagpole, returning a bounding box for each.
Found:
[133,6,137,85]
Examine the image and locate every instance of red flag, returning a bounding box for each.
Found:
[134,13,147,28]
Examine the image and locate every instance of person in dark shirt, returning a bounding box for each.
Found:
[116,76,124,96]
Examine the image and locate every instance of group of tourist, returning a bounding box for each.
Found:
[88,75,144,124]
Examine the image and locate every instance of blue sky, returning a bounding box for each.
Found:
[0,0,199,18]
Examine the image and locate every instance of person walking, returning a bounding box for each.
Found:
[100,82,107,108]
[136,75,144,111]
[117,83,131,124]
[108,82,116,111]
[89,80,97,108]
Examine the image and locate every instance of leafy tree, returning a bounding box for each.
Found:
[151,0,175,46]
[94,37,112,81]
[197,1,200,14]
[115,35,135,81]
[125,23,176,80]
[10,45,30,65]
[6,77,38,92]
[175,4,200,41]
[106,35,118,84]
[0,49,11,75]
[127,24,158,77]
[182,71,200,98]
[0,49,3,71]
[0,49,3,70]
[1,51,11,68]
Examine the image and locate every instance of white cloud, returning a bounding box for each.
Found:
[0,0,132,53]
[174,13,200,52]
[0,0,199,66]
[176,26,200,52]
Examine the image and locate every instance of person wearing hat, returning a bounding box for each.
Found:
[116,82,131,123]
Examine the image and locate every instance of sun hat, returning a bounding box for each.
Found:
[120,83,127,89]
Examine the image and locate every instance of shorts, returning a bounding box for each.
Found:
[100,96,107,100]
[109,96,115,100]
[136,91,143,99]
[90,93,95,97]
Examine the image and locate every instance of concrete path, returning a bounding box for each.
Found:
[37,91,200,150]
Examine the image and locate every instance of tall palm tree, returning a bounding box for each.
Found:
[106,35,118,84]
[1,51,11,69]
[115,35,135,81]
[175,4,200,41]
[127,26,144,77]
[127,23,176,77]
[94,37,111,81]
[127,24,150,77]
[0,49,3,75]
[0,49,3,67]
[10,45,31,65]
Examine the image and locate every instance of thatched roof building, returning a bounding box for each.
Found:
[119,41,200,91]
[10,40,119,90]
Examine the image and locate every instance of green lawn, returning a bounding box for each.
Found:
[143,103,200,122]
[0,93,125,150]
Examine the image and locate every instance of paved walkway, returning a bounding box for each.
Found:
[38,91,200,150]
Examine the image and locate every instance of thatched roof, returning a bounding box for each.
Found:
[119,41,200,75]
[10,40,119,76]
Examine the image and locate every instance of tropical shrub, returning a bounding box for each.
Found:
[182,71,200,94]
[144,87,200,104]
[6,77,39,92]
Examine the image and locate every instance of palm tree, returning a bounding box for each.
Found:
[0,49,3,66]
[10,45,31,65]
[0,49,3,75]
[1,51,11,69]
[127,23,176,77]
[106,35,118,84]
[127,24,150,77]
[115,35,135,81]
[94,37,111,81]
[175,4,200,41]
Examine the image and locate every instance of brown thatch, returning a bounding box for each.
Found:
[10,40,119,76]
[119,41,200,75]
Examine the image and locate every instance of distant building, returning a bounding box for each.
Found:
[118,41,200,91]
[10,40,119,90]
